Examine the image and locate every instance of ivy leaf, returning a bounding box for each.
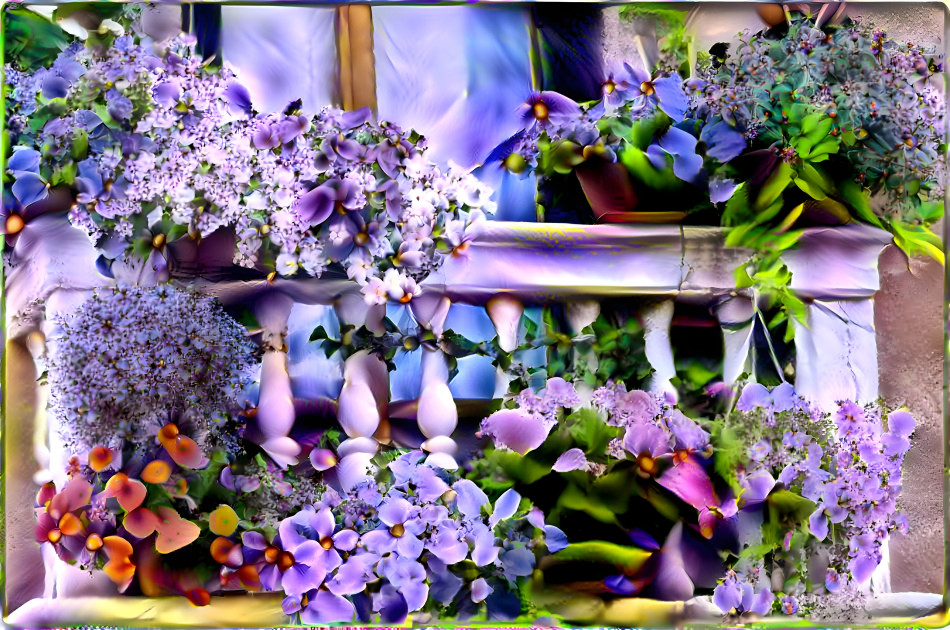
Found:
[838,179,882,227]
[566,408,620,456]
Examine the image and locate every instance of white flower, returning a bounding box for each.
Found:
[276,252,299,276]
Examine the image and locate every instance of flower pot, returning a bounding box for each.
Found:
[575,159,687,224]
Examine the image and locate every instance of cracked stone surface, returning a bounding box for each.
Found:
[875,245,944,594]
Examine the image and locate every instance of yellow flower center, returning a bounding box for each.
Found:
[389,523,406,538]
[532,101,549,121]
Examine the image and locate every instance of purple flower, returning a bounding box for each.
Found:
[515,91,580,129]
[294,179,361,227]
[7,147,48,207]
[623,422,672,473]
[625,65,689,122]
[825,567,842,593]
[646,127,703,184]
[780,595,799,615]
[361,497,425,559]
[376,555,428,612]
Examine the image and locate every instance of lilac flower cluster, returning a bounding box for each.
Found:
[47,285,257,453]
[728,382,915,607]
[218,451,566,624]
[5,31,494,295]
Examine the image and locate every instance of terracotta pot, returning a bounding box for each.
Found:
[575,160,686,224]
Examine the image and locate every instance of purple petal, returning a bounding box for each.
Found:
[544,525,569,553]
[295,185,335,227]
[539,90,580,118]
[656,457,716,512]
[310,448,338,471]
[736,383,771,412]
[489,488,521,529]
[314,507,335,539]
[219,467,236,491]
[741,470,775,505]
[471,526,500,566]
[12,173,49,207]
[281,561,325,596]
[8,148,40,174]
[849,553,879,584]
[623,423,671,458]
[333,528,359,551]
[809,509,829,541]
[361,528,396,554]
[282,595,302,615]
[552,448,589,473]
[152,80,180,107]
[713,580,742,613]
[471,577,493,603]
[453,479,489,519]
[500,546,535,577]
[709,178,738,204]
[396,532,424,560]
[379,498,411,527]
[887,410,915,438]
[341,107,371,130]
[770,382,797,412]
[481,409,553,455]
[242,530,268,551]
[700,121,747,162]
[301,590,355,624]
[652,74,688,121]
[628,529,660,551]
[653,524,694,601]
[223,82,254,115]
[42,75,70,100]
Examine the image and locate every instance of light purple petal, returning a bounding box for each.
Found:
[281,561,325,596]
[887,410,915,438]
[396,532,424,560]
[314,507,336,539]
[850,553,879,584]
[489,488,521,529]
[333,528,359,551]
[453,479,489,519]
[736,383,771,412]
[242,530,268,550]
[379,497,411,527]
[12,173,49,207]
[8,148,40,174]
[552,448,589,473]
[301,590,355,624]
[310,448,338,471]
[471,577,493,603]
[770,382,797,412]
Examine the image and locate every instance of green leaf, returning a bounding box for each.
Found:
[838,179,882,227]
[552,540,653,573]
[767,489,816,523]
[51,161,76,186]
[721,183,750,227]
[891,220,945,265]
[780,291,809,325]
[71,129,89,161]
[567,408,619,456]
[798,163,832,197]
[755,162,792,211]
[557,483,619,525]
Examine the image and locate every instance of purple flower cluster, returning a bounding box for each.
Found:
[730,382,915,596]
[5,31,494,294]
[218,451,565,624]
[47,285,257,453]
[478,377,581,456]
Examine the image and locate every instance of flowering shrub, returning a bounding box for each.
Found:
[475,377,916,618]
[47,285,257,453]
[5,30,493,291]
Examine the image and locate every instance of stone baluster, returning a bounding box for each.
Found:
[714,295,755,386]
[254,293,301,468]
[641,299,678,403]
[336,349,389,488]
[417,346,459,469]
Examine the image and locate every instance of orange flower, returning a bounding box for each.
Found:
[141,461,172,484]
[88,446,114,472]
[102,536,136,592]
[105,473,147,511]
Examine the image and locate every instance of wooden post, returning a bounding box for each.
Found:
[337,5,377,113]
